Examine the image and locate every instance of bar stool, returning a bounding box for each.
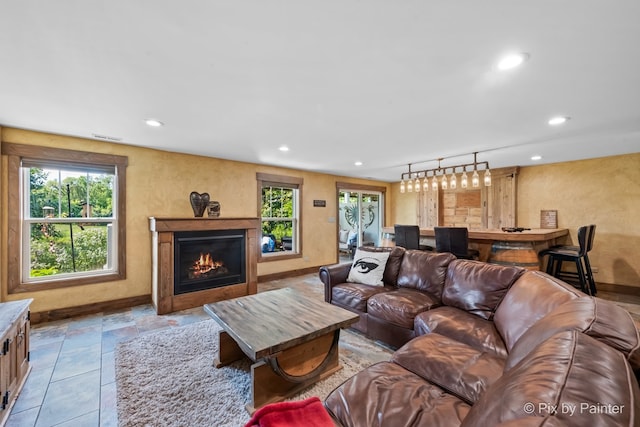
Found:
[394,224,433,251]
[539,224,597,295]
[434,227,480,260]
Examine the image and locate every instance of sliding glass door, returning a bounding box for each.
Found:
[338,190,383,250]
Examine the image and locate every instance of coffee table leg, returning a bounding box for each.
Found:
[214,330,245,368]
[247,330,341,413]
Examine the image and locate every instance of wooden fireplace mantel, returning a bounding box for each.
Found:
[149,217,260,315]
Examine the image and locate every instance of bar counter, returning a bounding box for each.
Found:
[380,227,569,269]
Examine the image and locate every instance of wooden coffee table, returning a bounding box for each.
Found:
[203,287,359,412]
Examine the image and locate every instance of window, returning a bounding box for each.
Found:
[2,143,127,292]
[256,173,302,261]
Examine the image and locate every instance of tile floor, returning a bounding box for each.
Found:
[6,303,212,427]
[5,273,640,426]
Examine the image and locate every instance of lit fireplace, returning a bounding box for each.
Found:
[188,253,228,279]
[174,230,246,295]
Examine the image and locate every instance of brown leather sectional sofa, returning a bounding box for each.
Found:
[319,246,640,426]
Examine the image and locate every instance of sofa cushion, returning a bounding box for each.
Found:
[441,260,524,321]
[414,306,508,358]
[494,270,584,352]
[331,283,392,312]
[391,333,504,404]
[462,330,640,427]
[347,248,391,286]
[367,288,441,329]
[325,361,470,427]
[396,250,456,299]
[505,296,640,371]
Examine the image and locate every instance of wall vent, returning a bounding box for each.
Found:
[92,133,123,142]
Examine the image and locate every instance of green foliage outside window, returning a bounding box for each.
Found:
[28,167,113,277]
[30,169,113,219]
[261,186,294,243]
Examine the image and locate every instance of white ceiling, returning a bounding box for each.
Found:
[2,1,639,182]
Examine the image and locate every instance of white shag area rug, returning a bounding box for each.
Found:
[115,320,387,427]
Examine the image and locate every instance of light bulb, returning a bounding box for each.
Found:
[441,175,448,190]
[484,169,492,186]
[400,180,405,193]
[422,177,429,192]
[472,170,480,187]
[414,176,421,192]
[431,176,438,191]
[407,179,413,193]
[461,171,468,188]
[450,173,457,190]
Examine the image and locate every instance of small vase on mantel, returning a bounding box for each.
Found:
[207,201,221,218]
[189,192,210,217]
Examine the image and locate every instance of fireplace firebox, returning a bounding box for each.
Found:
[174,230,246,295]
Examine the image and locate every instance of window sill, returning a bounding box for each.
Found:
[258,252,302,263]
[9,271,126,294]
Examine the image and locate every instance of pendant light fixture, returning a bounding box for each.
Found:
[472,170,480,187]
[484,169,492,186]
[461,169,468,189]
[399,152,491,194]
[431,174,438,191]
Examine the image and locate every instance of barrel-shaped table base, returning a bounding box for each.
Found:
[489,241,540,270]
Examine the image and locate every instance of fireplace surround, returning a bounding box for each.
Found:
[149,217,259,314]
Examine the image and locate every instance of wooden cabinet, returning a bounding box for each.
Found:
[0,299,32,426]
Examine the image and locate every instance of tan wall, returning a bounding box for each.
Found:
[389,153,640,288]
[390,181,418,226]
[0,127,390,312]
[517,153,640,288]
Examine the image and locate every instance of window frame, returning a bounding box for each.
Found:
[256,172,303,262]
[2,143,127,293]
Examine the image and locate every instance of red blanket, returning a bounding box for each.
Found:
[244,396,335,427]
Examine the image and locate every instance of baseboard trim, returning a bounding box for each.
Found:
[31,295,151,324]
[258,266,321,282]
[596,283,640,296]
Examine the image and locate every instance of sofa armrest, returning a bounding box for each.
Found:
[319,263,351,303]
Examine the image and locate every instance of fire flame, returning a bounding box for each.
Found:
[191,252,224,277]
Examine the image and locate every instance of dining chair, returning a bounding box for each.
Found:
[393,224,432,251]
[434,227,480,260]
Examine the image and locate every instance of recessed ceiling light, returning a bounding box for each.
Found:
[145,119,164,127]
[279,145,289,152]
[497,53,530,71]
[548,116,570,126]
[354,161,363,166]
[531,155,542,161]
